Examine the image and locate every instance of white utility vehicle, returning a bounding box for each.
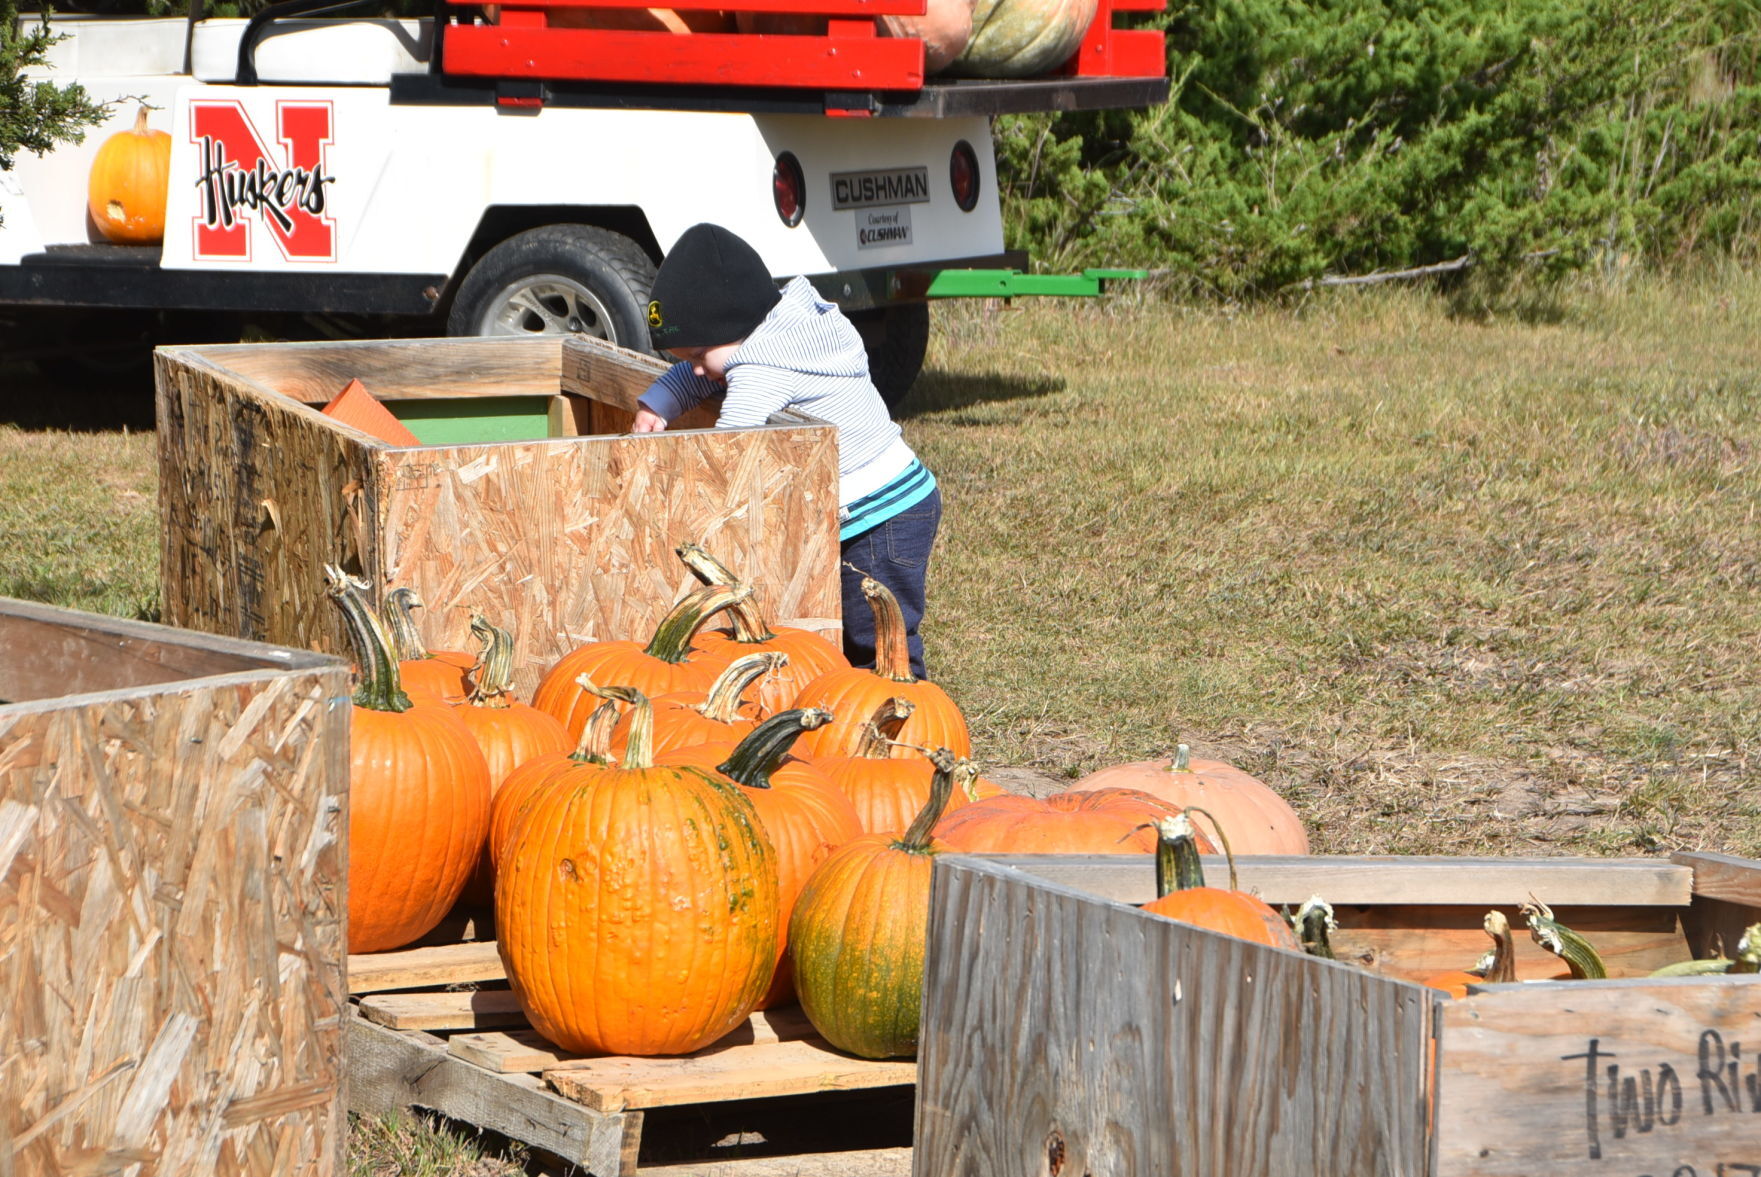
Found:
[1,0,1165,400]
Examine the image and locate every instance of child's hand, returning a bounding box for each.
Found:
[631,408,669,433]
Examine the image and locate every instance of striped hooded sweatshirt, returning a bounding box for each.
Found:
[638,275,935,540]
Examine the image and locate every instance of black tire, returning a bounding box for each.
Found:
[851,302,930,412]
[447,225,658,350]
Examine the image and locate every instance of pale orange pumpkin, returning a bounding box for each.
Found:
[1071,743,1309,855]
[790,576,970,762]
[88,106,171,245]
[326,568,490,954]
[879,0,975,74]
[933,787,1210,855]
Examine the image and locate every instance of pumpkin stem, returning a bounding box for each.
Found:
[716,708,834,789]
[325,565,412,713]
[1291,895,1337,961]
[676,542,776,643]
[1521,896,1608,980]
[699,652,786,723]
[132,105,152,135]
[856,575,916,684]
[1182,804,1238,891]
[567,693,620,765]
[896,749,962,854]
[1170,743,1193,773]
[642,583,754,664]
[1152,813,1208,898]
[585,684,656,769]
[1480,910,1517,984]
[853,697,916,760]
[382,586,435,661]
[466,613,515,707]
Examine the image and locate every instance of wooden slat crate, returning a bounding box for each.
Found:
[155,334,841,698]
[0,597,350,1177]
[346,928,915,1175]
[916,851,1761,1177]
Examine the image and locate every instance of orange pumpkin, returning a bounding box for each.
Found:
[791,576,970,761]
[88,106,171,245]
[676,542,851,714]
[933,787,1210,855]
[497,686,779,1056]
[789,750,974,1058]
[818,698,984,834]
[660,708,864,1008]
[326,568,490,954]
[611,650,779,757]
[382,587,475,705]
[1139,812,1300,950]
[533,583,750,741]
[455,616,572,907]
[488,698,620,875]
[1071,743,1309,855]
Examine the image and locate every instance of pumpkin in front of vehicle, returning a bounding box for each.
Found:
[88,106,172,245]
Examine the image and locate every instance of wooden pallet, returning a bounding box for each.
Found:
[346,935,916,1176]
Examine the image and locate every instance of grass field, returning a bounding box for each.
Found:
[4,273,1758,1171]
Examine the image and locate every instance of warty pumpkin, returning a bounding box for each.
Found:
[659,708,864,1008]
[933,786,1205,854]
[488,695,620,875]
[327,567,491,954]
[455,615,572,907]
[87,105,172,245]
[790,576,970,762]
[382,586,476,705]
[496,685,779,1056]
[1140,812,1300,950]
[789,749,974,1059]
[533,582,752,741]
[1071,742,1309,855]
[676,542,851,714]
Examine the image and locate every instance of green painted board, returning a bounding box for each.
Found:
[389,397,556,444]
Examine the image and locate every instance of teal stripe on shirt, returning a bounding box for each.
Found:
[839,461,936,541]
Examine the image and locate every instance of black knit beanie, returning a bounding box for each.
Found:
[647,223,782,351]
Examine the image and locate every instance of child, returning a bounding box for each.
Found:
[633,222,941,679]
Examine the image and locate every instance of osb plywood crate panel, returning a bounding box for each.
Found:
[0,598,350,1177]
[916,852,1761,1177]
[157,335,841,698]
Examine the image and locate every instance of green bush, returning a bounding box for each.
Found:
[998,0,1761,295]
[1,0,107,185]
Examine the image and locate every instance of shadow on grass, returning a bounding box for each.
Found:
[895,369,1066,419]
[1,363,156,432]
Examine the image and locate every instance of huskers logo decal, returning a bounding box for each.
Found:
[191,100,337,261]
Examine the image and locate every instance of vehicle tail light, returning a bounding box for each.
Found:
[774,152,806,227]
[950,140,980,212]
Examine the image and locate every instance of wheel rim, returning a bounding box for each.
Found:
[479,273,621,341]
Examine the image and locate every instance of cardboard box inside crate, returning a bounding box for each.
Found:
[0,597,350,1176]
[917,851,1761,1177]
[155,334,841,697]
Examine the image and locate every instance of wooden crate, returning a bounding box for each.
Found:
[917,851,1761,1177]
[0,597,350,1177]
[155,334,841,698]
[347,924,916,1175]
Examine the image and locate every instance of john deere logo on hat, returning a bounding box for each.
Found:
[647,300,664,328]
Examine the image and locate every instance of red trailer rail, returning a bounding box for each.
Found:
[440,0,1166,93]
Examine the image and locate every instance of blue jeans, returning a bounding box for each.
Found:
[839,486,941,680]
